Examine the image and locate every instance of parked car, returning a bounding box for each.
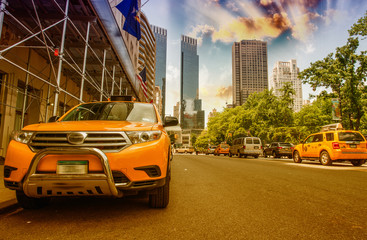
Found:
[175,146,195,154]
[205,145,217,155]
[214,143,230,156]
[229,137,262,158]
[293,123,367,166]
[263,142,294,158]
[3,97,178,209]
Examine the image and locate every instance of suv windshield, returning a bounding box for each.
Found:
[338,132,365,141]
[61,102,157,123]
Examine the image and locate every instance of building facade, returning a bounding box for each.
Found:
[0,0,144,158]
[180,35,204,130]
[232,40,268,106]
[151,25,167,117]
[138,12,156,102]
[270,59,303,112]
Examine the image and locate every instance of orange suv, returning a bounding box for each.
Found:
[3,97,178,209]
[293,124,367,166]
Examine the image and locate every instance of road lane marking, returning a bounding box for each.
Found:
[284,162,367,171]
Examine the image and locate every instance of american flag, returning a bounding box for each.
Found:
[137,67,148,100]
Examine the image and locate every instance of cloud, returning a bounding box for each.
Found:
[165,65,180,115]
[226,2,239,12]
[260,0,273,6]
[216,86,232,99]
[291,12,319,42]
[188,25,215,46]
[211,12,292,43]
[186,0,340,44]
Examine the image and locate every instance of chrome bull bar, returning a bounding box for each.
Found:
[22,147,120,198]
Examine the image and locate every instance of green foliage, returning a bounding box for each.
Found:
[299,12,367,130]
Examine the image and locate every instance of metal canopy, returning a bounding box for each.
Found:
[0,0,138,119]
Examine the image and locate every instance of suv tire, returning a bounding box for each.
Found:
[263,151,267,158]
[229,152,232,157]
[320,151,332,166]
[16,190,50,209]
[149,171,170,208]
[293,151,302,163]
[351,160,365,166]
[272,151,279,158]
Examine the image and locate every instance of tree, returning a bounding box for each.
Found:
[299,13,367,130]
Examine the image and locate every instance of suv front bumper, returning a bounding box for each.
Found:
[5,147,166,198]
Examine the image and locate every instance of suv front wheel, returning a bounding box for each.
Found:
[149,171,170,208]
[320,151,332,166]
[293,151,302,163]
[16,190,50,209]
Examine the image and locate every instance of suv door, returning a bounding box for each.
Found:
[301,135,315,158]
[302,134,323,158]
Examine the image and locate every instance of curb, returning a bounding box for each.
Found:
[0,198,19,213]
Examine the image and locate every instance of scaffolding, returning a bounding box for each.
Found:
[0,0,141,156]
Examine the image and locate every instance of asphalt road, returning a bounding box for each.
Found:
[1,154,367,240]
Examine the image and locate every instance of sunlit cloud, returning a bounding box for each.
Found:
[212,12,292,43]
[186,0,341,44]
[291,13,319,42]
[216,86,232,99]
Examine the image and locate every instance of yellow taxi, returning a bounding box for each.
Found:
[214,143,230,156]
[4,96,178,209]
[293,123,367,166]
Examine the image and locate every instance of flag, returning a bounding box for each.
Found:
[116,0,141,40]
[137,67,148,99]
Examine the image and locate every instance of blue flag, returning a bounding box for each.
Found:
[116,0,141,40]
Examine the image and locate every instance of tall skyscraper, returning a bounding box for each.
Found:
[180,35,204,130]
[150,25,167,90]
[270,59,303,112]
[232,40,268,106]
[151,25,167,117]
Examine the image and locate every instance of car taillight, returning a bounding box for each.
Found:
[261,146,263,149]
[332,142,340,149]
[243,146,246,149]
[277,147,283,149]
[291,147,294,150]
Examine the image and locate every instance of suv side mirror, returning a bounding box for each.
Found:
[164,116,178,127]
[48,116,60,123]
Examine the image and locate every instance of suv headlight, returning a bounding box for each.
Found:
[126,131,162,144]
[12,131,34,144]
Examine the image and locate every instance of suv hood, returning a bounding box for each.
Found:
[22,121,159,132]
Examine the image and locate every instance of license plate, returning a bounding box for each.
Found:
[254,146,259,149]
[57,161,88,174]
[350,144,357,148]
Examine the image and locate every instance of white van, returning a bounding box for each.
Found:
[229,137,262,158]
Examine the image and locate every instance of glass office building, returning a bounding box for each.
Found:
[180,35,204,130]
[151,25,167,117]
[151,25,167,90]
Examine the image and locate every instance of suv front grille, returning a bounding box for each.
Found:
[29,132,130,152]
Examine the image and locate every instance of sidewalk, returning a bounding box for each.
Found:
[0,164,18,212]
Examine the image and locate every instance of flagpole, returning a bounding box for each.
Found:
[141,0,150,8]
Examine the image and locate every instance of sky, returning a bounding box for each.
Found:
[141,0,367,125]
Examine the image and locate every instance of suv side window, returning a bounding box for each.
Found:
[304,135,314,144]
[326,133,334,141]
[253,139,260,144]
[246,138,252,144]
[312,134,323,142]
[271,143,276,147]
